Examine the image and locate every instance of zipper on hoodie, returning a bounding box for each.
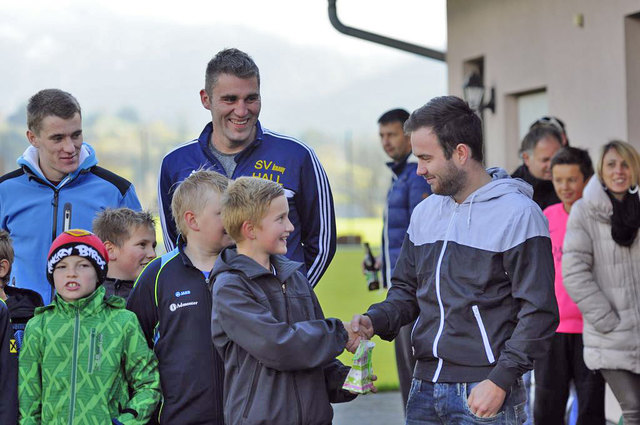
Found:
[87,328,97,373]
[68,307,80,425]
[50,189,60,302]
[431,204,459,382]
[281,281,303,424]
[471,305,495,364]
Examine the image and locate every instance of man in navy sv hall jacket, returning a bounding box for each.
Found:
[158,48,336,286]
[0,89,141,304]
[350,96,558,425]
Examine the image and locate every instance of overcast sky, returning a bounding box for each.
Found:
[0,0,448,138]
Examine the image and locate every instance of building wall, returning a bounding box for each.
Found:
[447,0,640,171]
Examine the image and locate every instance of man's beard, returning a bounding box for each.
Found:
[434,160,467,198]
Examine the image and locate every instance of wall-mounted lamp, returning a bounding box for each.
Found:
[463,72,496,114]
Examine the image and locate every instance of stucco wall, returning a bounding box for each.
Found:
[447,0,640,171]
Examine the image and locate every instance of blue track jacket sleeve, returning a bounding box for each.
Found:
[212,274,347,371]
[127,259,161,349]
[408,174,430,212]
[298,149,336,287]
[158,158,178,252]
[0,302,18,425]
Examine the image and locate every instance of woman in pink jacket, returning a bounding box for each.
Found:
[535,147,605,425]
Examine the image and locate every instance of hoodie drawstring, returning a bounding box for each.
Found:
[467,193,477,229]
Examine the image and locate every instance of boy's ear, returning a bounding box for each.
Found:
[104,240,118,261]
[0,259,11,280]
[240,220,255,240]
[184,210,199,232]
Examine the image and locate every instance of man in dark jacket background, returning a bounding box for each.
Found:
[350,96,558,424]
[511,124,563,210]
[363,108,430,409]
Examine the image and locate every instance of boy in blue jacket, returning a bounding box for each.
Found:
[211,176,360,425]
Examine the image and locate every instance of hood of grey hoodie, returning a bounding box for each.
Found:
[408,167,548,253]
[212,246,303,284]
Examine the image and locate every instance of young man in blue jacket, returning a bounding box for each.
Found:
[158,48,336,287]
[350,96,559,425]
[364,108,431,409]
[0,89,141,304]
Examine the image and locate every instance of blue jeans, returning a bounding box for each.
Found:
[406,378,527,425]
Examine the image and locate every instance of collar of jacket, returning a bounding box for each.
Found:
[580,176,614,222]
[4,286,43,319]
[103,277,134,289]
[213,246,303,283]
[512,163,554,192]
[175,234,213,273]
[197,120,265,165]
[36,286,121,316]
[18,143,97,188]
[386,153,412,176]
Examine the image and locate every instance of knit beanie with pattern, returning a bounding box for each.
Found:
[46,229,109,285]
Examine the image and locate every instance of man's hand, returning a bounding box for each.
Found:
[466,379,506,418]
[342,321,361,352]
[345,314,374,353]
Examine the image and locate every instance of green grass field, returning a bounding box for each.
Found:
[314,245,400,392]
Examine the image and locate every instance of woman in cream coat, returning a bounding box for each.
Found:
[563,140,640,425]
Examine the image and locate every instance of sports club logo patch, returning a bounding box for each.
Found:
[169,301,198,312]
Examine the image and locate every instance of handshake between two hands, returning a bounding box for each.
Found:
[342,314,374,354]
[341,314,378,394]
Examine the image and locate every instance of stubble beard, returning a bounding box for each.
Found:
[434,161,468,198]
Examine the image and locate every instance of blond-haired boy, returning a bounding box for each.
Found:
[211,176,357,425]
[127,170,230,425]
[93,208,157,300]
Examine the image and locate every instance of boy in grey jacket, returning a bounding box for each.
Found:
[211,177,358,425]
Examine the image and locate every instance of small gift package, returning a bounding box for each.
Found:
[342,340,376,394]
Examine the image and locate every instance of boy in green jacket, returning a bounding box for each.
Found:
[18,229,161,425]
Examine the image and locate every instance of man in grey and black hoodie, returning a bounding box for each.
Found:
[350,96,559,425]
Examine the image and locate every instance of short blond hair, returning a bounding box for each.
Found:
[222,177,284,242]
[0,230,14,284]
[171,169,229,237]
[597,140,640,188]
[93,208,155,247]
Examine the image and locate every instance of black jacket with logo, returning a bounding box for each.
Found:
[1,300,18,425]
[127,238,224,425]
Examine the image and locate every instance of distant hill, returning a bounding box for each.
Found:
[0,6,446,141]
